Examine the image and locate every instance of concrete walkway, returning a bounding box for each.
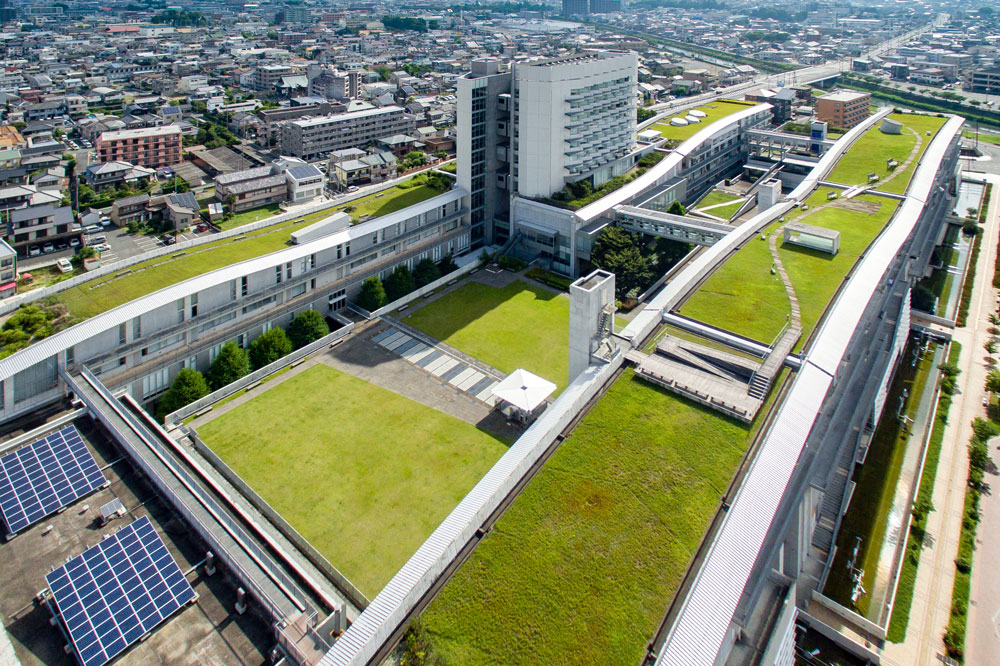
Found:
[882,174,1000,665]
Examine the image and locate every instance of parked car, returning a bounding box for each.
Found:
[84,224,101,235]
[347,185,359,192]
[96,243,111,253]
[55,241,68,251]
[160,234,177,245]
[86,235,106,246]
[69,237,81,248]
[196,223,208,233]
[28,246,40,257]
[100,216,112,228]
[56,258,72,273]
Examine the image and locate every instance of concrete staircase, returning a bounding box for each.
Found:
[748,326,801,400]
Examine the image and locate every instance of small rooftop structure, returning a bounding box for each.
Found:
[880,118,903,135]
[782,221,840,255]
[491,369,556,423]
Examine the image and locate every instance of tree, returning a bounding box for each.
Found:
[989,313,1000,327]
[590,227,654,298]
[383,264,417,302]
[987,369,1000,395]
[288,310,329,349]
[156,369,209,422]
[401,151,427,170]
[654,238,692,274]
[248,328,292,370]
[357,276,387,311]
[207,341,250,390]
[413,258,441,287]
[985,339,998,356]
[667,200,687,216]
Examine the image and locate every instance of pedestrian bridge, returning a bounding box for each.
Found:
[747,128,836,157]
[614,205,734,246]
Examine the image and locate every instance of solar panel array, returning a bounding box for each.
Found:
[0,425,106,535]
[46,516,197,666]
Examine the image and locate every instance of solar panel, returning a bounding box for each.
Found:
[46,516,197,666]
[0,425,107,536]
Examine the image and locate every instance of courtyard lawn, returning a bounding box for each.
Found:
[826,113,947,194]
[420,370,753,666]
[198,364,507,598]
[680,222,791,344]
[651,99,756,143]
[696,190,741,208]
[54,180,444,320]
[778,195,899,346]
[702,199,744,220]
[404,280,571,392]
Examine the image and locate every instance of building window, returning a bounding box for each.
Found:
[142,367,169,398]
[132,317,141,339]
[241,276,249,296]
[286,262,292,280]
[177,298,184,324]
[119,323,127,345]
[190,292,198,318]
[275,266,282,284]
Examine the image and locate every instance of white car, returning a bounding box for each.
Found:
[28,246,40,257]
[96,243,111,253]
[56,258,72,273]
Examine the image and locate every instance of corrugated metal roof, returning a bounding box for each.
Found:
[0,188,464,381]
[655,114,964,666]
[574,103,772,224]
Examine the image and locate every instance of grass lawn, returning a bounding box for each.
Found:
[680,222,791,343]
[651,100,756,142]
[696,190,741,208]
[53,181,444,320]
[779,195,899,347]
[420,370,753,666]
[826,113,947,194]
[198,364,507,598]
[217,203,283,230]
[702,200,744,219]
[823,342,937,617]
[963,130,1000,146]
[347,183,441,223]
[643,323,762,362]
[404,280,571,392]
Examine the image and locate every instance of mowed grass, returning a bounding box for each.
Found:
[421,370,752,666]
[696,190,741,208]
[54,183,443,319]
[681,222,791,343]
[404,280,570,392]
[216,203,283,230]
[198,364,507,598]
[779,195,899,346]
[827,113,947,194]
[651,99,756,142]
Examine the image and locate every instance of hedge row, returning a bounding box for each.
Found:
[943,416,999,660]
[887,342,961,642]
[526,267,573,292]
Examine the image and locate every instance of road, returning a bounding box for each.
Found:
[882,174,1000,666]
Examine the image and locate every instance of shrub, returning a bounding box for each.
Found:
[438,254,458,274]
[156,368,209,422]
[207,341,250,390]
[497,255,527,271]
[248,328,292,370]
[287,310,329,349]
[526,267,573,291]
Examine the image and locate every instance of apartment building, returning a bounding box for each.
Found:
[255,64,294,92]
[969,66,1000,94]
[95,125,182,168]
[279,106,415,160]
[0,239,15,299]
[8,204,77,255]
[815,90,871,129]
[215,160,325,212]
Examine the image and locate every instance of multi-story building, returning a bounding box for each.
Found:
[969,66,1000,94]
[0,239,15,299]
[255,64,294,93]
[0,188,470,420]
[95,125,182,168]
[83,161,156,192]
[279,107,414,160]
[562,0,589,14]
[309,69,360,101]
[111,193,153,227]
[457,51,638,249]
[815,90,871,129]
[7,204,77,255]
[589,0,623,12]
[215,160,325,212]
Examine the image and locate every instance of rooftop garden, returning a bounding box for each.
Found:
[544,151,666,210]
[650,99,757,143]
[49,176,447,320]
[682,187,899,348]
[198,364,507,598]
[416,370,755,666]
[826,112,948,195]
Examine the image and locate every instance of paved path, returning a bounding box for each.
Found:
[883,174,1000,665]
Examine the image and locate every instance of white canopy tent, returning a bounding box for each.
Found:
[491,369,557,422]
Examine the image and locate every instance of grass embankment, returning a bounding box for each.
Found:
[52,181,444,320]
[404,279,571,392]
[823,341,936,616]
[419,370,754,666]
[651,100,756,142]
[888,343,961,642]
[696,190,741,208]
[198,364,507,597]
[964,131,1000,147]
[682,191,899,346]
[215,203,283,230]
[825,113,947,195]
